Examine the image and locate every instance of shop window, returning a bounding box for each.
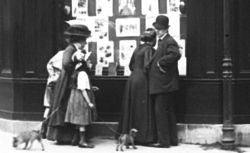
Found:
[64,0,187,76]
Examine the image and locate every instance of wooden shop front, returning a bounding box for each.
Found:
[1,1,250,145]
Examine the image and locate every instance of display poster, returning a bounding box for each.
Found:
[119,40,136,68]
[168,13,180,39]
[72,0,88,18]
[124,66,131,76]
[141,0,159,15]
[97,41,114,67]
[167,0,180,14]
[96,0,113,16]
[116,18,140,37]
[177,39,186,75]
[118,0,136,15]
[93,17,109,41]
[95,64,103,76]
[68,0,186,76]
[145,15,157,29]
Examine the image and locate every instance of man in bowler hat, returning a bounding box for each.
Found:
[147,15,181,148]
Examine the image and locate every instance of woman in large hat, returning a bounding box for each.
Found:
[46,24,91,145]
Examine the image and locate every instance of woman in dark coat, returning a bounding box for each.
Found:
[46,24,91,144]
[117,28,157,145]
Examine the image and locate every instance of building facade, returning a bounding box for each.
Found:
[0,0,250,145]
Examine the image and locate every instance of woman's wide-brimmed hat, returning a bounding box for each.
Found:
[153,15,170,30]
[64,24,91,38]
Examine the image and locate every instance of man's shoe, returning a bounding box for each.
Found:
[78,143,94,148]
[171,142,178,146]
[149,143,170,148]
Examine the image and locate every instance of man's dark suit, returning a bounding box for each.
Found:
[147,33,181,147]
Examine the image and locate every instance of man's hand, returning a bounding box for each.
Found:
[157,62,167,73]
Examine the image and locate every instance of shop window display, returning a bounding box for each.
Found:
[67,0,186,76]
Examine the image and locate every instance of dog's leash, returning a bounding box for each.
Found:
[42,106,60,123]
[41,87,122,137]
[94,116,121,136]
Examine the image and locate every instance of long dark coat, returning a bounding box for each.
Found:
[117,43,156,144]
[46,44,78,142]
[147,34,181,94]
[147,33,181,146]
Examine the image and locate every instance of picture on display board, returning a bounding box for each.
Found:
[118,0,136,16]
[96,0,113,16]
[145,15,157,29]
[167,0,180,14]
[93,17,109,41]
[97,41,114,67]
[119,40,136,67]
[141,0,159,15]
[168,13,180,38]
[72,0,88,18]
[116,18,140,37]
[177,39,186,75]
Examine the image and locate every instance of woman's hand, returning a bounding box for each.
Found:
[72,50,85,62]
[92,86,99,92]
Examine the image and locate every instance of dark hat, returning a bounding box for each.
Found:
[64,24,91,38]
[153,15,169,30]
[141,28,156,42]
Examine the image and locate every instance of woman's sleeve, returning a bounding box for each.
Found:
[144,47,154,68]
[129,47,138,71]
[158,38,181,68]
[77,71,91,90]
[62,49,75,72]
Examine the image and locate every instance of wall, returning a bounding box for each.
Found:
[0,0,62,120]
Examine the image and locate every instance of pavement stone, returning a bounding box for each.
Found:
[1,130,250,153]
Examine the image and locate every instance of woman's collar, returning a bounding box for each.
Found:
[73,42,82,50]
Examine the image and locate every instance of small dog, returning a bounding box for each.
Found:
[13,130,44,151]
[116,128,138,151]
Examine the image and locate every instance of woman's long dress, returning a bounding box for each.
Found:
[46,45,78,143]
[117,43,155,144]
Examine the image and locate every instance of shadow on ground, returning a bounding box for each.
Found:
[199,142,246,153]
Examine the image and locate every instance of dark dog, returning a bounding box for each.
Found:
[13,130,44,151]
[116,128,138,151]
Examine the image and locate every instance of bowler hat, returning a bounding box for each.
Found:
[64,24,91,38]
[153,15,169,30]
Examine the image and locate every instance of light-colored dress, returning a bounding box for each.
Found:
[65,71,94,126]
[43,50,63,118]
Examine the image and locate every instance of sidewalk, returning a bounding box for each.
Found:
[1,130,249,153]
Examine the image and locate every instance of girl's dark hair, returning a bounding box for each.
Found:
[75,60,91,76]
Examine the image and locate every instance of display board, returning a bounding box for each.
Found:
[67,0,186,76]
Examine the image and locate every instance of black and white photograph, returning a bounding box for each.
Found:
[1,0,250,153]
